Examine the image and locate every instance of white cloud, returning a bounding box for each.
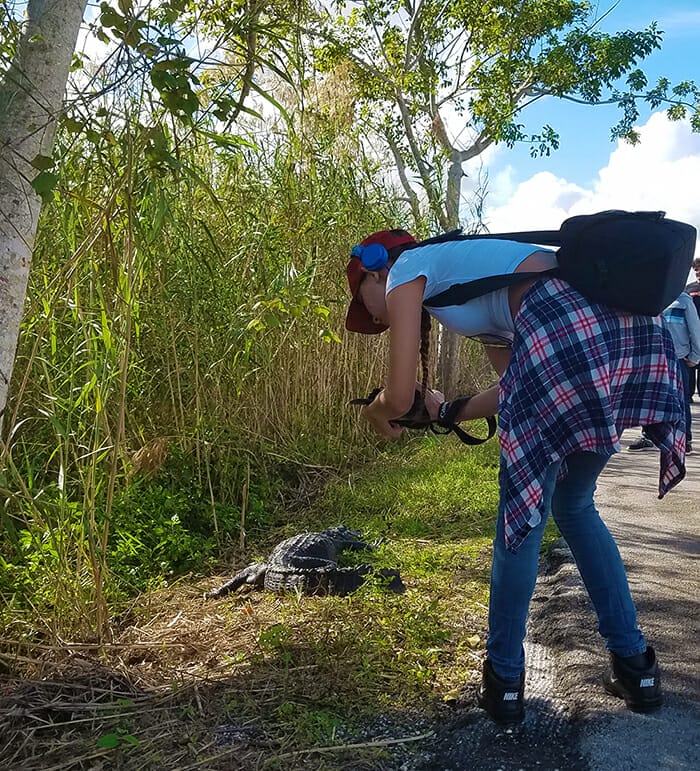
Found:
[481,112,700,256]
[658,10,700,34]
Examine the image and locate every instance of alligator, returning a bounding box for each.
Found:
[207,525,405,598]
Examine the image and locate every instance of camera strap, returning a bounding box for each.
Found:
[350,390,497,446]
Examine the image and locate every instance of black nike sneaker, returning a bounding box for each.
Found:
[477,658,525,724]
[602,646,663,713]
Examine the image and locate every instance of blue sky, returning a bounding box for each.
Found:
[471,0,700,255]
[494,0,700,189]
[72,0,698,245]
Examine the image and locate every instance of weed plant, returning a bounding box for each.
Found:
[0,79,491,645]
[1,435,525,770]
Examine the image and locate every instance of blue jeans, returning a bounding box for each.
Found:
[487,452,646,680]
[678,360,692,443]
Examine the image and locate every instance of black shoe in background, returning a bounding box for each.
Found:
[603,647,663,713]
[477,659,525,724]
[628,437,655,451]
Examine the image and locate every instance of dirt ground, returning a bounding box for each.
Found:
[2,410,699,770]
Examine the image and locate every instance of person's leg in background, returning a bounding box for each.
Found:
[689,364,697,402]
[628,429,655,451]
[677,358,692,451]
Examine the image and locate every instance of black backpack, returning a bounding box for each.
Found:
[420,210,697,316]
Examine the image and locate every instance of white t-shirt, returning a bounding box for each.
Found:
[386,239,557,344]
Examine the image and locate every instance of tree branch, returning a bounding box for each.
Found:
[385,131,422,229]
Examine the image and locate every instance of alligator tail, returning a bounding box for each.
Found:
[207,563,266,598]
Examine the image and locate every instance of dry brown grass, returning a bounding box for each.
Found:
[1,558,490,771]
[1,434,501,769]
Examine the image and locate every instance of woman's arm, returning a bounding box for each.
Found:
[363,277,505,435]
[452,386,499,420]
[362,277,426,438]
[426,385,500,423]
[452,346,509,417]
[420,345,505,424]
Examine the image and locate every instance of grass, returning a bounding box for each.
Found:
[0,434,560,769]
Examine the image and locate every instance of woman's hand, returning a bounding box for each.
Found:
[422,387,445,421]
[363,398,404,439]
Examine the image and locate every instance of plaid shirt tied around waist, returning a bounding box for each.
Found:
[499,278,686,553]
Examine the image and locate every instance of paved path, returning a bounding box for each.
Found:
[570,403,700,770]
[398,405,700,770]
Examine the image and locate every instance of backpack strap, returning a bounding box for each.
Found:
[423,269,558,308]
[417,228,563,247]
[414,229,561,308]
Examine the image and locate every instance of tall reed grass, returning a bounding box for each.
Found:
[0,97,398,637]
[0,84,489,643]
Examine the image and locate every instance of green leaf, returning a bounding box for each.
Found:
[62,116,84,133]
[137,42,159,57]
[124,25,143,48]
[96,733,120,748]
[31,171,58,203]
[30,154,54,171]
[246,318,266,333]
[198,130,257,152]
[320,329,342,344]
[249,81,289,122]
[100,8,123,30]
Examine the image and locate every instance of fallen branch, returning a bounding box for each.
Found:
[270,730,435,760]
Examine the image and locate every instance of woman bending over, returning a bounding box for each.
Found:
[345,228,685,724]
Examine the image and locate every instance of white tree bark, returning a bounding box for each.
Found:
[0,0,87,427]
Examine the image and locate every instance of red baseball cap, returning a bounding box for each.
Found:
[345,230,417,334]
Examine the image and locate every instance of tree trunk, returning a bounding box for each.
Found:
[437,154,464,396]
[0,0,87,428]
